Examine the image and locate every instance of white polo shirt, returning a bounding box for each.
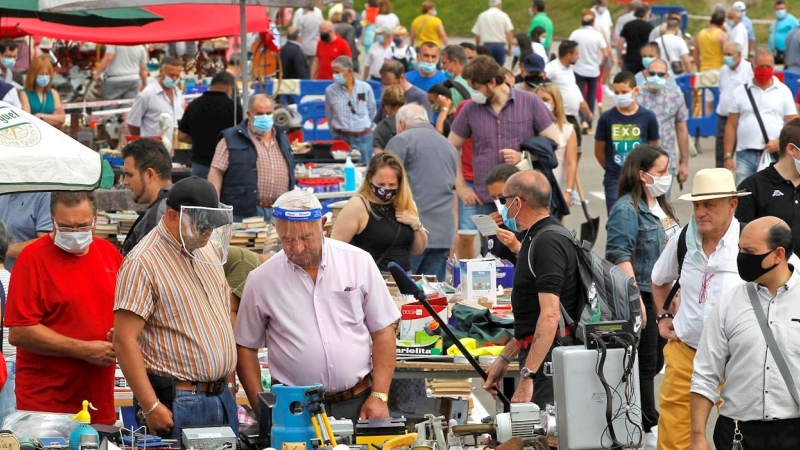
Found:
[651,218,744,349]
[591,6,614,43]
[657,33,690,75]
[728,23,749,60]
[471,7,513,44]
[716,60,753,116]
[544,58,583,116]
[126,81,184,138]
[569,26,607,78]
[729,78,796,151]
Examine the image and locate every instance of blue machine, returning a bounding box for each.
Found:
[260,384,320,450]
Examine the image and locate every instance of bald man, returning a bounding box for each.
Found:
[312,20,351,80]
[209,94,296,222]
[691,217,800,450]
[482,170,582,408]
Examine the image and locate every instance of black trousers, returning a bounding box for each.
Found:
[518,335,577,409]
[566,114,582,148]
[715,115,728,168]
[639,291,667,432]
[714,415,800,450]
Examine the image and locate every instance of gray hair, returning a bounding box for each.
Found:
[274,190,322,210]
[442,45,467,66]
[728,8,742,19]
[396,104,429,127]
[0,221,8,263]
[248,94,271,112]
[332,55,353,71]
[505,171,551,210]
[489,0,501,6]
[724,41,742,55]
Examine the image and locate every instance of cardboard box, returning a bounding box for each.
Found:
[396,335,443,356]
[398,296,448,340]
[459,259,497,304]
[450,258,515,293]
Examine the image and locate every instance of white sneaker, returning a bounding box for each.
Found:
[643,426,658,450]
[603,85,614,96]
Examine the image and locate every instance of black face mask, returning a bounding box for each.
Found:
[320,32,331,42]
[524,74,546,87]
[737,250,779,282]
[582,20,594,26]
[371,183,397,202]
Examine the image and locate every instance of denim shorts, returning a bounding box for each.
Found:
[457,181,496,235]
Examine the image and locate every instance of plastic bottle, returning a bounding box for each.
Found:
[343,156,356,192]
[69,400,100,450]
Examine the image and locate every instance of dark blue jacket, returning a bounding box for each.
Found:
[219,119,296,218]
[520,136,570,220]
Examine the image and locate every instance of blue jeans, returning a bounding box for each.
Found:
[735,149,774,187]
[234,206,273,224]
[136,389,239,439]
[575,74,598,127]
[603,173,619,214]
[332,132,373,164]
[457,182,496,235]
[191,163,210,179]
[0,361,16,426]
[485,43,506,67]
[410,248,450,282]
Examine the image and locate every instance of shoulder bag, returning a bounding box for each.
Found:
[661,34,684,75]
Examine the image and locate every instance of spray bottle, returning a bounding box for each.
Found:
[343,156,356,192]
[69,400,99,450]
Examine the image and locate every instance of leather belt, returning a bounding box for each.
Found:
[271,374,372,404]
[175,379,225,395]
[332,128,371,138]
[258,199,275,208]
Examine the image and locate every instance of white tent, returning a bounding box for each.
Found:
[0,103,101,194]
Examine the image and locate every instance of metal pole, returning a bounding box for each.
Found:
[239,0,249,117]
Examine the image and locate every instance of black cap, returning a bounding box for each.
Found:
[166,176,219,210]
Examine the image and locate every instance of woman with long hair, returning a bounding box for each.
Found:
[331,152,427,272]
[512,33,533,75]
[19,55,65,128]
[533,83,578,205]
[605,144,680,446]
[373,84,405,154]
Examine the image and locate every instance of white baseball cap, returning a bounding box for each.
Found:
[733,1,746,12]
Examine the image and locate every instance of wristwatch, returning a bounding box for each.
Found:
[520,367,535,380]
[227,382,239,393]
[371,391,388,403]
[724,152,733,160]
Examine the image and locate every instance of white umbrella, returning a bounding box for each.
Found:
[41,0,338,114]
[0,102,101,194]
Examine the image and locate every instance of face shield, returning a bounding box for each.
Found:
[272,207,325,268]
[179,204,233,265]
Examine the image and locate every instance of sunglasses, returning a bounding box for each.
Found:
[648,71,667,78]
[347,100,356,115]
[498,195,516,205]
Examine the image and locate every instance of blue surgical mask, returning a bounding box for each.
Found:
[162,76,177,89]
[642,57,655,69]
[1,57,15,69]
[377,35,385,45]
[419,61,438,74]
[35,75,50,87]
[501,201,520,232]
[333,73,347,85]
[776,9,787,20]
[252,114,274,134]
[393,37,403,46]
[724,55,736,67]
[646,76,667,90]
[726,19,735,28]
[614,93,634,108]
[512,47,521,57]
[444,70,454,79]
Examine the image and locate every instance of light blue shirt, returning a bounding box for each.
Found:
[324,80,376,132]
[0,193,52,271]
[770,13,799,53]
[742,15,755,44]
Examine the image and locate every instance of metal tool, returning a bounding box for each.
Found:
[575,176,600,246]
[306,386,338,449]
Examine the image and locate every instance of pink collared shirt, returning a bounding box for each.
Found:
[234,238,399,393]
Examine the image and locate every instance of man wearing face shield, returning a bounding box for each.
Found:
[235,191,400,423]
[5,192,122,424]
[126,57,184,139]
[209,94,296,223]
[114,177,238,438]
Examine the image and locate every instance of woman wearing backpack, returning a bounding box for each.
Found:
[605,144,680,448]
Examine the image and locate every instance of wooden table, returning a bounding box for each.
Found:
[394,360,519,379]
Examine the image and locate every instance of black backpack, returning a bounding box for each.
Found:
[444,79,470,105]
[391,45,414,72]
[529,224,643,342]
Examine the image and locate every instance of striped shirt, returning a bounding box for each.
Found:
[212,125,291,202]
[115,220,236,381]
[450,88,555,203]
[324,80,376,133]
[692,269,800,421]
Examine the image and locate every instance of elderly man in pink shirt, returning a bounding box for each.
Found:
[235,190,400,422]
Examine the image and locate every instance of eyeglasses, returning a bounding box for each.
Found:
[347,100,356,114]
[648,71,667,78]
[498,195,516,205]
[699,272,715,304]
[54,220,94,233]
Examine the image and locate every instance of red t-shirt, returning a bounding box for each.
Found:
[455,101,474,182]
[5,236,122,424]
[315,36,353,80]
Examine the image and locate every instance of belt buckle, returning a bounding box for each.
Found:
[207,380,224,397]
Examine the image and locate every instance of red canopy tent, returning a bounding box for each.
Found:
[0,4,270,44]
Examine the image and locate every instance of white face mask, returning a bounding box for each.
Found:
[54,230,93,254]
[644,172,672,198]
[614,93,634,108]
[470,88,488,104]
[792,144,800,175]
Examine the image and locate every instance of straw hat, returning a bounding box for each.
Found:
[678,168,752,202]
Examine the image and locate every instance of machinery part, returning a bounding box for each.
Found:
[525,436,550,450]
[449,425,494,437]
[181,426,237,450]
[380,433,417,450]
[495,404,551,443]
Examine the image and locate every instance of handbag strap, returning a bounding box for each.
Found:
[745,85,770,146]
[660,35,672,63]
[746,283,800,407]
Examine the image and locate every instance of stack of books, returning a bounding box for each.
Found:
[230,217,276,252]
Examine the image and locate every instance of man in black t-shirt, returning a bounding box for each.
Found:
[617,4,654,74]
[482,170,581,408]
[177,72,244,179]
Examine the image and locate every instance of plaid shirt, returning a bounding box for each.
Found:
[324,80,376,133]
[450,88,555,202]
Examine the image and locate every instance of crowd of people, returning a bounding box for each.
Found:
[4,1,800,450]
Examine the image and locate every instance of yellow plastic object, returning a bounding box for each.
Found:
[382,433,418,450]
[72,400,96,423]
[446,338,477,356]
